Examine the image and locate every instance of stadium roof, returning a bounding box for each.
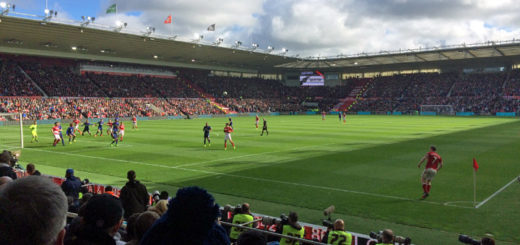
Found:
[2,15,520,74]
[0,16,296,73]
[276,40,520,72]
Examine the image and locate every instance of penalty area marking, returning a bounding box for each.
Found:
[475,176,519,209]
[15,146,475,209]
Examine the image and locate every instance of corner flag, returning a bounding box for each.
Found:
[106,4,117,14]
[473,158,479,171]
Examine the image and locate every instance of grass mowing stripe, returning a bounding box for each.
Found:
[16,145,474,209]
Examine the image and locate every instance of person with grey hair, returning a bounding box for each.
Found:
[0,176,68,245]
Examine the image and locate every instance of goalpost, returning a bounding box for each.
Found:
[420,105,455,116]
[0,113,24,149]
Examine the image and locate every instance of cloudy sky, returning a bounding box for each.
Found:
[7,0,520,57]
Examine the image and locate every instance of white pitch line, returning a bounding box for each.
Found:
[18,146,473,209]
[475,176,519,209]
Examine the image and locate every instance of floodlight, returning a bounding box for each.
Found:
[214,37,224,46]
[0,2,6,8]
[71,46,77,51]
[266,46,274,53]
[153,55,158,59]
[44,8,49,14]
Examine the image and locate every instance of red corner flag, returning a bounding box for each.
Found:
[164,15,172,24]
[473,158,479,171]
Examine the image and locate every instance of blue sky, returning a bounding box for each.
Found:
[5,0,520,57]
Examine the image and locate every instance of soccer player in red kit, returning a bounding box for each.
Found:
[132,115,138,129]
[224,123,235,150]
[119,122,125,141]
[417,146,443,199]
[255,115,259,129]
[51,122,61,147]
[322,111,326,120]
[73,118,82,134]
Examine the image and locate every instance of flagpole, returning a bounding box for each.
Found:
[473,169,477,207]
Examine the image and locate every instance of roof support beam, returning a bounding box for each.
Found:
[438,51,451,60]
[465,49,477,58]
[493,47,506,56]
[413,53,427,62]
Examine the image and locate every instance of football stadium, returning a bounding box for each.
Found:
[0,1,520,244]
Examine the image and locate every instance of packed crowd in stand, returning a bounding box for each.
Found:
[2,55,520,117]
[352,71,520,114]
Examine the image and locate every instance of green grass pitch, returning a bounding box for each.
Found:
[2,115,520,244]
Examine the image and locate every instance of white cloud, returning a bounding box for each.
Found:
[16,0,520,57]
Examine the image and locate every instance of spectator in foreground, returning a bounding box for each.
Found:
[134,211,160,242]
[65,194,124,245]
[26,163,41,176]
[0,176,13,188]
[0,150,17,179]
[120,170,149,219]
[61,168,82,206]
[140,186,230,245]
[105,185,118,197]
[0,176,67,245]
[148,199,168,216]
[123,213,141,245]
[237,230,266,245]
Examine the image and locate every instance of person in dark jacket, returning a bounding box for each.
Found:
[65,194,124,245]
[0,150,17,180]
[119,170,149,219]
[140,186,230,245]
[61,168,82,206]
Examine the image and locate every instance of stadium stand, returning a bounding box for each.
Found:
[2,54,520,120]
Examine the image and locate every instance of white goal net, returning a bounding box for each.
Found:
[0,113,24,149]
[420,105,455,116]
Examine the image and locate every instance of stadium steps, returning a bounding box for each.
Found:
[146,103,165,114]
[17,66,48,97]
[333,79,373,112]
[180,78,237,114]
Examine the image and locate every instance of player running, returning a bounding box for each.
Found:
[82,120,92,136]
[228,117,233,129]
[203,123,212,147]
[342,112,346,124]
[119,122,125,142]
[338,112,342,122]
[29,120,39,143]
[106,119,113,136]
[73,118,82,134]
[58,123,65,146]
[52,122,61,147]
[255,114,259,129]
[224,123,235,150]
[110,120,120,147]
[260,118,268,136]
[95,119,104,137]
[66,123,76,144]
[322,111,326,120]
[132,115,138,129]
[417,145,443,199]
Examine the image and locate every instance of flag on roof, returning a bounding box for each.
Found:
[207,24,215,31]
[164,15,172,24]
[106,4,117,14]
